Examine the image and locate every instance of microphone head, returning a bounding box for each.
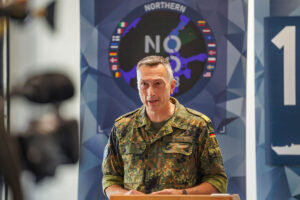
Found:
[21,73,74,104]
[0,0,29,20]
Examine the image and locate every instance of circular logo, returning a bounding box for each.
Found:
[108,2,216,101]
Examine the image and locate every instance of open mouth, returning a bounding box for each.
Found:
[148,99,159,104]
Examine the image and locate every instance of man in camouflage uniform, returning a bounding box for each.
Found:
[102,56,228,198]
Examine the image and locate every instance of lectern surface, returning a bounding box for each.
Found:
[110,194,240,200]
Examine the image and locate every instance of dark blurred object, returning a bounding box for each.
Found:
[32,1,56,30]
[0,130,23,200]
[0,0,28,21]
[17,118,79,182]
[0,0,56,30]
[0,72,79,200]
[15,73,74,104]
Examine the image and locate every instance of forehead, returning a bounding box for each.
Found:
[138,64,169,81]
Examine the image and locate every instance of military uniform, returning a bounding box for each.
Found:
[102,98,228,194]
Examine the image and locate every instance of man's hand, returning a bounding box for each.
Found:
[105,185,145,199]
[150,189,183,195]
[124,189,145,195]
[149,182,219,195]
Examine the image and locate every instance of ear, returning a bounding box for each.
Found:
[170,79,176,94]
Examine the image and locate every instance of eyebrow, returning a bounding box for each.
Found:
[140,78,164,82]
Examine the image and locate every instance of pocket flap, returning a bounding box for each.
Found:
[163,142,193,156]
[164,136,193,143]
[119,143,146,154]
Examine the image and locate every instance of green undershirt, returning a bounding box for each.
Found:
[151,119,169,131]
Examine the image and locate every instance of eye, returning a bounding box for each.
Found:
[154,80,163,87]
[140,82,148,89]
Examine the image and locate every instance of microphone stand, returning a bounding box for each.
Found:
[0,12,10,200]
[0,5,22,200]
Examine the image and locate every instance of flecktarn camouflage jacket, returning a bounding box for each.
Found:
[102,98,228,194]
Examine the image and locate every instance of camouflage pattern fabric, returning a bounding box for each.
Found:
[102,97,228,194]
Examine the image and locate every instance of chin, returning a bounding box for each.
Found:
[146,105,159,111]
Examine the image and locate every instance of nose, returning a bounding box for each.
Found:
[146,84,155,96]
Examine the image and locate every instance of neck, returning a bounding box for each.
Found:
[146,102,175,122]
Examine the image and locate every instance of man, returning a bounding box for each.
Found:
[102,56,228,198]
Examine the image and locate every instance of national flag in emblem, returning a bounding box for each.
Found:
[208,50,216,56]
[109,52,117,56]
[208,43,216,48]
[112,35,120,42]
[207,65,215,70]
[209,133,216,138]
[110,43,119,49]
[111,65,119,71]
[208,57,216,63]
[197,20,206,26]
[203,71,211,78]
[115,72,121,78]
[120,22,127,28]
[202,28,211,33]
[110,57,118,63]
[205,35,213,41]
[117,28,123,34]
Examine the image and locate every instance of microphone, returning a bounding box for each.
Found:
[19,73,74,104]
[0,0,56,30]
[0,0,28,20]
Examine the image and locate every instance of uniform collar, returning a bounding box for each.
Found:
[135,97,188,130]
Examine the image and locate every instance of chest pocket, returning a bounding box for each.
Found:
[119,142,146,185]
[120,142,146,154]
[163,136,193,156]
[161,136,196,187]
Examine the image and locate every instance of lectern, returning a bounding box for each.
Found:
[111,194,240,200]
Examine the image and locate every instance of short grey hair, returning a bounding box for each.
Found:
[136,55,174,82]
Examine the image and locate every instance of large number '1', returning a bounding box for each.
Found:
[271,26,296,106]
